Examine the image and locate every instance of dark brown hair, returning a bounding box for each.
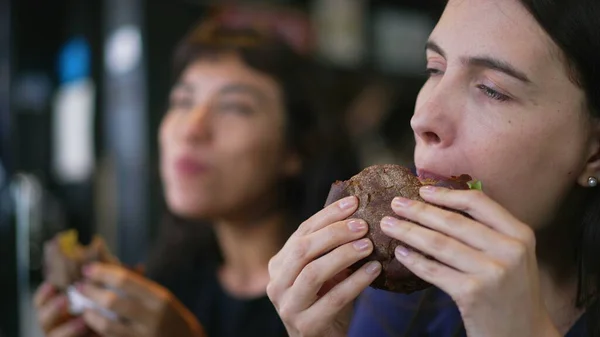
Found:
[516,0,600,334]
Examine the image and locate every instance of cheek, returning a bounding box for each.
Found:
[217,126,286,192]
[219,128,284,175]
[467,116,587,228]
[217,113,285,161]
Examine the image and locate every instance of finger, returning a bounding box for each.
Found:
[308,218,369,257]
[295,196,358,236]
[393,245,467,299]
[390,196,501,252]
[380,217,487,273]
[79,283,149,324]
[298,261,382,332]
[34,282,57,308]
[417,186,530,240]
[38,295,70,331]
[268,218,368,296]
[285,238,374,312]
[316,269,352,297]
[83,309,132,337]
[275,218,368,279]
[47,318,89,337]
[83,263,161,305]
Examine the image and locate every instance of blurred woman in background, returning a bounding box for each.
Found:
[34,22,357,337]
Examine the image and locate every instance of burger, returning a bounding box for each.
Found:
[324,164,481,293]
[44,230,119,319]
[44,230,117,290]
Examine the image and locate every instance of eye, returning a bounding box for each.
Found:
[476,84,510,102]
[425,68,444,78]
[170,97,194,110]
[216,102,254,115]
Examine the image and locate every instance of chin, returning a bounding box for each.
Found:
[166,195,215,221]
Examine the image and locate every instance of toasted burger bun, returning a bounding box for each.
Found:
[324,164,472,293]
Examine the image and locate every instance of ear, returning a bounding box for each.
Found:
[282,152,302,178]
[578,120,600,187]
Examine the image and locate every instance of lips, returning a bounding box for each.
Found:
[416,168,453,181]
[174,156,209,175]
[416,168,474,189]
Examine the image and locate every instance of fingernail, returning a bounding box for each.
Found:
[380,216,397,230]
[420,185,437,194]
[82,265,92,277]
[395,245,411,258]
[72,318,87,331]
[74,282,84,292]
[392,197,413,208]
[41,282,54,294]
[353,239,371,251]
[365,261,381,275]
[348,219,367,232]
[57,296,69,309]
[339,196,357,209]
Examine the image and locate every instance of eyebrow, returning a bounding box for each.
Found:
[171,82,267,103]
[465,57,531,83]
[425,40,532,84]
[218,83,267,102]
[425,41,446,58]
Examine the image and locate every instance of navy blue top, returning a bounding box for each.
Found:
[349,287,588,337]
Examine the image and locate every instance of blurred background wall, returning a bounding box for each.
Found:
[0,1,445,336]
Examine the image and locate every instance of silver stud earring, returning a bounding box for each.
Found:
[588,176,598,187]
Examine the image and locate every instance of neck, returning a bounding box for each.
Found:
[537,264,584,335]
[213,210,286,298]
[536,218,585,335]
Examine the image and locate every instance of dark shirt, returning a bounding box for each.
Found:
[149,259,287,337]
[349,287,588,337]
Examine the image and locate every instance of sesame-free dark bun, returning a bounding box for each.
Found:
[324,165,472,293]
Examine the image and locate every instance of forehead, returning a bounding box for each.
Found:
[179,55,280,95]
[173,55,287,125]
[433,0,563,82]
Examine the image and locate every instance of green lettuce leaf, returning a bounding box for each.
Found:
[467,180,483,191]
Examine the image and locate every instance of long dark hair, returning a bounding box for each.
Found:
[518,0,600,335]
[144,22,358,281]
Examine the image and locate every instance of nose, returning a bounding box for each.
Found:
[410,84,460,148]
[181,101,212,143]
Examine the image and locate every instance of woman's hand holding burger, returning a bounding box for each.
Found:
[383,185,560,337]
[266,196,382,337]
[268,164,562,337]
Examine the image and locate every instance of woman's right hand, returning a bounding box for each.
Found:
[34,282,90,337]
[267,196,382,337]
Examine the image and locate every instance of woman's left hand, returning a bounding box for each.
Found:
[79,263,206,337]
[382,186,561,337]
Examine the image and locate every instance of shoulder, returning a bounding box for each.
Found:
[349,287,464,337]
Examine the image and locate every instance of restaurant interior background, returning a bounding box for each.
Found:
[0,0,445,336]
